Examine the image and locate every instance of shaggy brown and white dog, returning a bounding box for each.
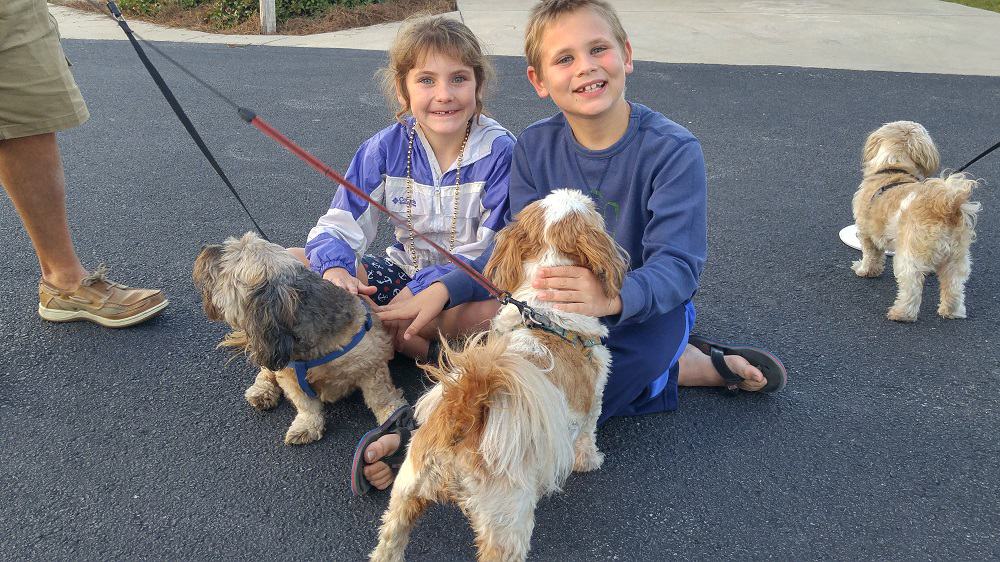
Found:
[369,189,628,562]
[193,232,405,444]
[852,121,981,322]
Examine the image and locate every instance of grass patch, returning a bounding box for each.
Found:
[941,0,1000,13]
[53,0,457,35]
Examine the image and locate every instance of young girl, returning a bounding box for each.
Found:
[292,17,513,363]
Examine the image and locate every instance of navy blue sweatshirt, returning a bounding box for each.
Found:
[441,103,707,381]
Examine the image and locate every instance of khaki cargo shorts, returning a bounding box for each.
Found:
[0,0,90,140]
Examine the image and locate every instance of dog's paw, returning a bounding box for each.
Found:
[938,303,967,319]
[284,415,324,445]
[245,383,281,410]
[852,260,883,278]
[573,448,604,472]
[369,545,405,562]
[887,306,918,323]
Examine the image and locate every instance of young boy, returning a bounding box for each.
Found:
[358,0,786,492]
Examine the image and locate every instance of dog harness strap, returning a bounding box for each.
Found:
[874,168,915,176]
[293,362,318,398]
[291,311,373,398]
[869,168,919,202]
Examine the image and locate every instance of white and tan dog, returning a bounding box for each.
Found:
[370,190,628,562]
[852,121,981,322]
[193,232,405,444]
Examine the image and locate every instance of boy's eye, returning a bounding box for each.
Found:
[556,55,572,65]
[591,46,608,55]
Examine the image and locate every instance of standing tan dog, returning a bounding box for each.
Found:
[852,121,981,322]
[194,232,405,444]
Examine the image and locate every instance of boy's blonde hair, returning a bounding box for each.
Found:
[379,16,494,123]
[524,0,628,77]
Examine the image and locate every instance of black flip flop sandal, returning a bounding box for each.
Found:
[687,335,787,393]
[350,405,417,496]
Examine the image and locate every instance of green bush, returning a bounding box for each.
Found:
[117,0,210,17]
[209,0,257,27]
[277,0,327,19]
[117,0,162,16]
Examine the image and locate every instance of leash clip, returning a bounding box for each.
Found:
[499,293,557,332]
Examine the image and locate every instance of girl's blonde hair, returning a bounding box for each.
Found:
[524,0,628,79]
[379,16,495,123]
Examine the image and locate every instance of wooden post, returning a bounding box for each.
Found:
[260,0,276,34]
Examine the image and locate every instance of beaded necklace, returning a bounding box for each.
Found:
[404,119,472,268]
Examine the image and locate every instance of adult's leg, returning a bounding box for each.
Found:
[0,133,87,290]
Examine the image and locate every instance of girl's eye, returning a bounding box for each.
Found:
[451,76,468,83]
[418,77,433,85]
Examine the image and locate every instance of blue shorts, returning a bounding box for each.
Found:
[598,301,696,426]
[360,255,411,306]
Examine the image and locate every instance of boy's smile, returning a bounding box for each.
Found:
[527,8,633,131]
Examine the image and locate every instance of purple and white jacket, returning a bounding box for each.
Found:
[305,115,515,295]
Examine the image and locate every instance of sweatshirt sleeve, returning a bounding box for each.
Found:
[604,139,707,328]
[304,135,386,277]
[406,136,514,295]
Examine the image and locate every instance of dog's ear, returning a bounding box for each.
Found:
[193,244,224,321]
[551,212,628,298]
[243,281,299,371]
[486,205,544,292]
[907,127,940,177]
[861,128,884,169]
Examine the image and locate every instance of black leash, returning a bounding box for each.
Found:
[103,0,270,241]
[955,140,1000,173]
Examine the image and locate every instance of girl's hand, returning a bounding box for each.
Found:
[377,282,449,340]
[533,266,622,317]
[323,267,377,296]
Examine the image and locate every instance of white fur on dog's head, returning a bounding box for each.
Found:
[485,189,628,300]
[862,120,940,178]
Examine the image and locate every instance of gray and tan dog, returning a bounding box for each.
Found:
[193,232,405,444]
[852,121,982,322]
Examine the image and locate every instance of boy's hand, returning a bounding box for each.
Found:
[323,267,377,296]
[377,282,449,340]
[533,266,622,317]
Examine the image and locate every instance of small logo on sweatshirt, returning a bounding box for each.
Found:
[391,196,416,207]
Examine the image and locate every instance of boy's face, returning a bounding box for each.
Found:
[526,8,633,123]
[400,51,478,142]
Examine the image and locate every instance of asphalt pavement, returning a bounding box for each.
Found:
[1,40,999,560]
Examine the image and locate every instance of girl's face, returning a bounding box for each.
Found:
[400,51,478,144]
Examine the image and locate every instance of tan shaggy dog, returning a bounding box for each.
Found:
[193,232,405,444]
[369,190,628,562]
[852,121,982,322]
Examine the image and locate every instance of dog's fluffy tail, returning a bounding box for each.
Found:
[413,333,574,494]
[923,173,982,232]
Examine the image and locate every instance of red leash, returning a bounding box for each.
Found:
[237,109,506,301]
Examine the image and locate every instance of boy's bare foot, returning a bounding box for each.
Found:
[362,433,402,490]
[678,343,768,391]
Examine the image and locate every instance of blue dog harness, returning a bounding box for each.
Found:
[289,309,372,398]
